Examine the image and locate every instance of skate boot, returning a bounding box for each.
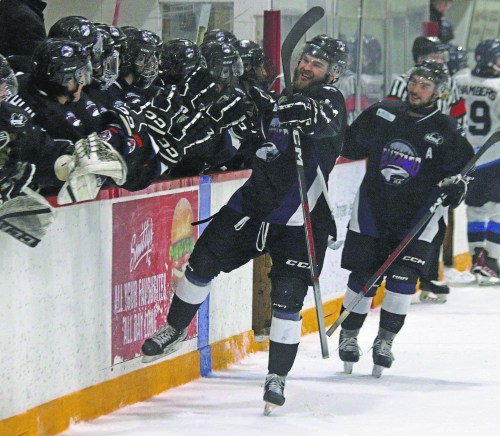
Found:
[371,328,396,378]
[338,329,361,374]
[419,278,449,303]
[472,248,500,286]
[141,324,187,363]
[263,373,286,415]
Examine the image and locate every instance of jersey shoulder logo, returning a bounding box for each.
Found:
[424,132,444,146]
[9,112,28,127]
[376,108,396,122]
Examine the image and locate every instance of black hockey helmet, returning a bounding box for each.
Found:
[203,29,237,45]
[31,38,92,97]
[120,27,159,89]
[473,39,500,78]
[0,54,18,100]
[199,40,244,80]
[96,24,128,64]
[446,44,468,75]
[160,38,202,81]
[48,16,99,66]
[300,34,349,77]
[411,36,448,63]
[408,58,450,100]
[92,27,119,89]
[234,39,276,87]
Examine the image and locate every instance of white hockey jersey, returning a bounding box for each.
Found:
[454,72,500,151]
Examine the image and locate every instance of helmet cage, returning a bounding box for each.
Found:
[0,56,18,100]
[133,50,158,89]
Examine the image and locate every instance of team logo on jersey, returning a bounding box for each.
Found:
[127,137,136,153]
[85,100,100,117]
[65,111,81,127]
[424,132,444,146]
[99,129,113,142]
[376,108,395,122]
[379,140,421,185]
[9,112,28,127]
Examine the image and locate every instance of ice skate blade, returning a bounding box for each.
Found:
[141,343,182,363]
[372,365,384,378]
[344,361,354,374]
[264,402,280,416]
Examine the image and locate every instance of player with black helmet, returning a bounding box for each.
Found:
[447,44,469,76]
[158,38,203,86]
[455,39,500,285]
[141,34,348,412]
[387,36,467,300]
[336,59,473,377]
[202,28,237,45]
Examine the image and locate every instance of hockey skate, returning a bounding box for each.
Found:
[472,248,500,286]
[338,329,361,374]
[141,324,187,363]
[263,373,286,416]
[371,329,396,378]
[419,278,449,304]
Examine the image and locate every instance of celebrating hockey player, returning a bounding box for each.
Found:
[337,59,474,377]
[141,34,348,413]
[387,35,468,301]
[455,39,500,285]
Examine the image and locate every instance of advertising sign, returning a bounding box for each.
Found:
[111,191,199,364]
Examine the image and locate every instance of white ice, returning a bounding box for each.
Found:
[63,284,500,436]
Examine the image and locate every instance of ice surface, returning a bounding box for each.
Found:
[64,285,500,435]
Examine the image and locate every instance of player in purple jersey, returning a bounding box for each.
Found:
[337,60,473,377]
[141,35,349,412]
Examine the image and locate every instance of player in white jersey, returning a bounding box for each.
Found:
[455,39,500,285]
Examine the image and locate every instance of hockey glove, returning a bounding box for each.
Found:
[0,161,35,204]
[178,66,218,110]
[438,174,471,208]
[205,94,247,134]
[248,86,276,114]
[277,94,319,128]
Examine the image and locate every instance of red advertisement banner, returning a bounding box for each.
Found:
[111,191,199,364]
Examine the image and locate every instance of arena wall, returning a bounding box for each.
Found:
[0,161,470,435]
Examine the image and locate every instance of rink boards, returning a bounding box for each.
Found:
[0,161,470,435]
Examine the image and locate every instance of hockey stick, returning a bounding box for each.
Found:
[281,6,329,358]
[326,129,500,337]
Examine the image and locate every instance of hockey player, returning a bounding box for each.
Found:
[141,34,348,413]
[387,35,467,301]
[202,28,237,45]
[0,54,62,245]
[455,39,500,285]
[337,59,474,377]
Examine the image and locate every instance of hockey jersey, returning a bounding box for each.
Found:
[342,99,474,239]
[227,83,347,226]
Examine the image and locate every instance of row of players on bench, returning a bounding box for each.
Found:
[1,17,281,204]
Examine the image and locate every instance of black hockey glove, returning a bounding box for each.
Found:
[248,86,276,114]
[277,94,319,128]
[438,175,471,208]
[178,66,218,110]
[0,161,35,204]
[205,94,247,134]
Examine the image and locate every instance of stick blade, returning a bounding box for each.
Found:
[281,6,325,91]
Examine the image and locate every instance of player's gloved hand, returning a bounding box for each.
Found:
[277,94,319,128]
[178,66,218,110]
[438,174,471,208]
[205,94,247,134]
[0,161,35,204]
[247,86,276,114]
